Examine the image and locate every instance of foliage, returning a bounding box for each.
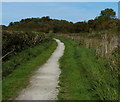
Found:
[2,30,51,61]
[58,37,118,100]
[2,40,57,100]
[2,8,119,34]
[2,40,55,78]
[57,30,119,76]
[100,8,116,18]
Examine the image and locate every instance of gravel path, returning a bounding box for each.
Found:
[16,39,65,100]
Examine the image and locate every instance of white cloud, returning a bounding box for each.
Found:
[1,0,119,2]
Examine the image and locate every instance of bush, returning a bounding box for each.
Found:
[2,30,51,61]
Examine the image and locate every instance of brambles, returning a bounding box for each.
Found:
[2,30,51,61]
[2,30,53,78]
[2,39,56,78]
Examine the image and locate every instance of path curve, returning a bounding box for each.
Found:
[16,38,65,100]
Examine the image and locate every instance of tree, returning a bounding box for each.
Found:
[100,8,116,18]
[9,22,14,26]
[74,22,89,33]
[41,16,51,21]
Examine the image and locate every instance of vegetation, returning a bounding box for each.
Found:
[2,30,52,61]
[3,39,54,78]
[2,8,119,101]
[2,9,119,34]
[55,8,119,100]
[100,8,116,18]
[2,40,57,100]
[58,37,118,100]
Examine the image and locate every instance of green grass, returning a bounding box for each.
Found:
[3,40,54,78]
[2,40,57,100]
[58,37,118,100]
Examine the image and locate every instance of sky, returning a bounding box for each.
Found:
[1,0,120,2]
[2,2,118,25]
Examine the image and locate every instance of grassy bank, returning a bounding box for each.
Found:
[2,40,57,100]
[58,37,118,100]
[3,40,54,78]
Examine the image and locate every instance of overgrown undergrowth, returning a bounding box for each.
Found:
[2,40,57,100]
[58,37,118,100]
[3,40,53,78]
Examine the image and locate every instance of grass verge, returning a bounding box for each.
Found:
[2,40,57,100]
[58,37,118,100]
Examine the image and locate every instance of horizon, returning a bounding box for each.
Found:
[2,2,118,26]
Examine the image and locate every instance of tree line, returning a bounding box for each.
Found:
[2,8,120,34]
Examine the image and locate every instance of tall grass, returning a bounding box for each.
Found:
[57,32,119,85]
[58,37,118,100]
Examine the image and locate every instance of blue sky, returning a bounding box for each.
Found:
[2,2,118,25]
